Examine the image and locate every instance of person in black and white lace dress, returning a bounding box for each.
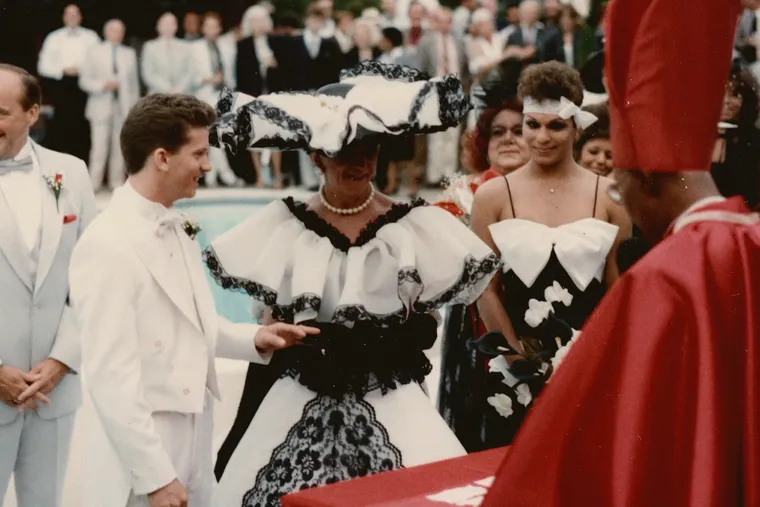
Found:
[204,61,500,507]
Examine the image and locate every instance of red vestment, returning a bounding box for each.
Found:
[482,197,760,506]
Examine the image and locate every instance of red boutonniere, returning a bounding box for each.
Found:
[63,214,77,224]
[43,173,64,210]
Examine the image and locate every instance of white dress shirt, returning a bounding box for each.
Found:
[38,26,100,80]
[0,140,42,250]
[254,35,274,78]
[436,33,459,76]
[303,30,322,59]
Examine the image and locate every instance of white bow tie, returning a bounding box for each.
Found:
[155,211,185,238]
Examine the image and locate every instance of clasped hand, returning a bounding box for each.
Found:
[0,359,68,412]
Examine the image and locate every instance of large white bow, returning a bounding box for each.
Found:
[488,218,618,291]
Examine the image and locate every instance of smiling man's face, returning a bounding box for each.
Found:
[0,70,38,160]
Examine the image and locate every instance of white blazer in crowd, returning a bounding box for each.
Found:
[188,37,240,186]
[79,42,140,190]
[37,26,100,79]
[69,184,269,506]
[140,37,193,94]
[0,140,97,507]
[189,38,236,106]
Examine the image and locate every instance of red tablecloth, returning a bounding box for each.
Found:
[281,447,508,507]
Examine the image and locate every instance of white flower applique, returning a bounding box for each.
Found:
[524,299,553,328]
[550,329,581,374]
[487,393,514,419]
[544,280,574,306]
[515,383,532,406]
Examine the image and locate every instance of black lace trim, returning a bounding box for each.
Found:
[208,64,471,156]
[203,246,500,326]
[282,197,427,252]
[242,393,403,506]
[339,60,430,83]
[272,314,437,398]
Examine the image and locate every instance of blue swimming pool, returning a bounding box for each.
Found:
[175,197,272,323]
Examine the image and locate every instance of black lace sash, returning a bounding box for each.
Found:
[272,314,438,398]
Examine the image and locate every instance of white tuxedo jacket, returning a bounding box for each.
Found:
[69,184,268,505]
[188,38,236,106]
[0,141,97,424]
[140,37,193,95]
[79,42,140,122]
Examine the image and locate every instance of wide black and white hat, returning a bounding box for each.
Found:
[210,61,471,157]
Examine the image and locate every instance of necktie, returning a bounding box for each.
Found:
[442,36,451,74]
[0,156,33,176]
[112,45,120,100]
[155,210,185,238]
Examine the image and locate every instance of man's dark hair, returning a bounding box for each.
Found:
[120,94,216,175]
[305,3,326,19]
[0,64,42,111]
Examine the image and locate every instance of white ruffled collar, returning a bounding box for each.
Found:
[488,218,619,291]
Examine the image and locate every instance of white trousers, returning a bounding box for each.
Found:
[0,411,75,507]
[298,150,321,189]
[125,395,214,507]
[426,127,461,184]
[89,107,126,191]
[205,147,239,187]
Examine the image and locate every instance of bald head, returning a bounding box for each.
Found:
[63,4,82,28]
[519,0,541,25]
[104,19,125,44]
[431,7,453,33]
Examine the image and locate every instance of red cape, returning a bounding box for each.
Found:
[482,197,760,506]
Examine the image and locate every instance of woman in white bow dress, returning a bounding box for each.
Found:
[204,61,500,506]
[470,61,631,447]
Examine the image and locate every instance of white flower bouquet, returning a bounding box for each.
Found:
[468,280,581,420]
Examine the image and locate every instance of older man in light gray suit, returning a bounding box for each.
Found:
[141,12,193,95]
[0,64,97,507]
[415,7,467,186]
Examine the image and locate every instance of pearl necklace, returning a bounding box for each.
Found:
[319,184,375,215]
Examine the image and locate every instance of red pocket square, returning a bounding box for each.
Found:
[63,214,77,224]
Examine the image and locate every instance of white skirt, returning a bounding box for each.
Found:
[212,377,466,506]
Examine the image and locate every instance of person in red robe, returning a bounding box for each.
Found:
[482,0,759,506]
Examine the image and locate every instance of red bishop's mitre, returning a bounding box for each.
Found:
[605,0,743,172]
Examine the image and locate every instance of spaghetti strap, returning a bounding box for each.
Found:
[592,174,600,218]
[504,175,517,218]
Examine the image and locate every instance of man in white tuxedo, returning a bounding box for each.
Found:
[141,12,193,95]
[188,12,240,188]
[69,93,317,507]
[0,64,97,507]
[79,19,140,192]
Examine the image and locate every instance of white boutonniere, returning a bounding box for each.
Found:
[43,173,64,210]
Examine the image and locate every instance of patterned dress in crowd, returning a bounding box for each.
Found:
[477,176,618,446]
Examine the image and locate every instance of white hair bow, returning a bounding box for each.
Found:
[523,96,599,129]
[557,97,598,129]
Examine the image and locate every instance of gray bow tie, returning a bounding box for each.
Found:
[0,156,33,176]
